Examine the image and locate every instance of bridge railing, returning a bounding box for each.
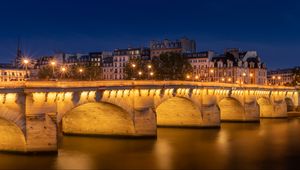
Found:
[0,80,297,91]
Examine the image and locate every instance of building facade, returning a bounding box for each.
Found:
[150,37,196,58]
[0,69,28,82]
[102,57,114,80]
[35,52,112,68]
[186,51,215,82]
[187,49,267,85]
[267,67,298,85]
[102,48,150,80]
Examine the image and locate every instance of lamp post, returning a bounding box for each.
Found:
[272,76,276,85]
[50,61,56,79]
[150,72,154,79]
[23,59,29,79]
[79,68,84,80]
[138,71,142,80]
[249,73,254,84]
[61,67,66,79]
[209,69,214,82]
[228,77,232,83]
[195,75,199,82]
[131,63,136,80]
[278,76,282,85]
[186,74,191,80]
[242,72,247,84]
[147,64,152,80]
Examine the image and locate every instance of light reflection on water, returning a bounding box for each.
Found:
[0,119,300,170]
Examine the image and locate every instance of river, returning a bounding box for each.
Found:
[0,118,299,170]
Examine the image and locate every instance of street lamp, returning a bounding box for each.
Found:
[131,63,136,80]
[209,69,214,82]
[147,64,152,79]
[150,72,154,79]
[79,68,84,80]
[278,76,282,85]
[23,58,29,79]
[186,74,191,80]
[50,61,56,79]
[138,71,142,79]
[61,67,66,72]
[249,73,254,84]
[195,75,199,81]
[272,76,276,85]
[61,67,67,79]
[228,78,232,83]
[242,72,246,84]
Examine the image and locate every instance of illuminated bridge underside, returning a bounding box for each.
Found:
[0,118,26,152]
[0,81,298,153]
[157,97,204,127]
[63,102,135,136]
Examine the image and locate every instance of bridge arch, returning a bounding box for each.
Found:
[257,97,273,117]
[218,97,245,121]
[258,97,288,118]
[62,102,135,136]
[285,97,294,112]
[155,96,203,127]
[0,107,25,133]
[0,117,26,152]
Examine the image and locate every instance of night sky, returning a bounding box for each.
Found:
[0,0,299,69]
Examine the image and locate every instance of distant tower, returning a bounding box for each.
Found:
[13,37,23,68]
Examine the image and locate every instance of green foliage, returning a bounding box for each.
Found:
[82,64,102,81]
[38,66,56,80]
[37,64,102,81]
[124,58,153,80]
[152,52,192,80]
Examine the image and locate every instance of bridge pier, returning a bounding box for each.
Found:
[25,113,57,153]
[133,108,157,137]
[24,92,58,153]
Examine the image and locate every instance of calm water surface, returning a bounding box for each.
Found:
[0,119,300,170]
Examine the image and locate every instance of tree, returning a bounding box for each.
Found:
[125,58,153,80]
[82,64,102,81]
[152,52,192,80]
[38,66,57,80]
[37,63,102,81]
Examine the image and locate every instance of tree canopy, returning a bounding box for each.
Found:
[125,52,192,80]
[37,64,102,81]
[152,52,192,80]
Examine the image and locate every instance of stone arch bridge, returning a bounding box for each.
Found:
[0,81,298,153]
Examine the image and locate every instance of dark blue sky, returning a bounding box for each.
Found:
[0,0,299,69]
